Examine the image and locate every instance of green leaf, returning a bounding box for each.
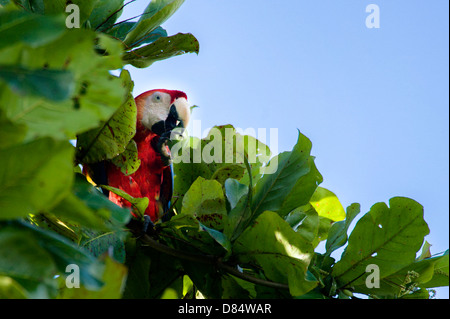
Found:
[352,252,447,297]
[50,173,131,231]
[100,185,149,219]
[287,204,320,245]
[199,222,231,253]
[211,164,245,186]
[277,158,323,217]
[309,187,346,222]
[122,239,151,299]
[251,131,314,220]
[325,203,361,256]
[110,139,141,176]
[0,226,56,282]
[224,178,248,210]
[223,157,254,242]
[332,197,430,289]
[88,0,124,31]
[43,0,96,24]
[21,221,104,289]
[0,65,74,101]
[417,241,432,261]
[181,177,227,230]
[0,221,104,294]
[0,138,74,219]
[0,109,27,149]
[419,252,449,289]
[109,23,167,45]
[76,69,136,163]
[123,0,185,47]
[0,29,127,141]
[0,276,27,299]
[0,10,65,50]
[172,137,213,212]
[59,255,127,299]
[234,211,317,296]
[123,32,199,68]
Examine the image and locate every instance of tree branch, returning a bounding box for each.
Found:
[137,232,289,291]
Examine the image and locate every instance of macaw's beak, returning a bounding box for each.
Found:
[152,97,190,163]
[151,104,185,140]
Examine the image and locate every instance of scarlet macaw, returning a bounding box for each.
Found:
[86,89,190,223]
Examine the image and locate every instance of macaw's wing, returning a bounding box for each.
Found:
[82,161,109,197]
[160,163,174,221]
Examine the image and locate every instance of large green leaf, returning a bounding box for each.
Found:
[332,197,430,289]
[76,69,136,163]
[58,256,127,298]
[419,251,449,289]
[18,221,104,290]
[309,187,346,222]
[0,138,74,219]
[345,251,448,298]
[0,29,127,141]
[172,137,214,212]
[110,139,141,176]
[50,174,131,231]
[233,211,317,296]
[0,109,27,149]
[0,226,56,283]
[43,0,96,24]
[87,0,124,31]
[0,10,65,50]
[123,32,199,68]
[0,221,105,297]
[0,65,74,101]
[181,177,227,230]
[325,203,360,256]
[277,157,323,217]
[251,131,314,220]
[123,0,185,47]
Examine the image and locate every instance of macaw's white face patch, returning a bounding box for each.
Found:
[139,91,190,135]
[140,91,173,131]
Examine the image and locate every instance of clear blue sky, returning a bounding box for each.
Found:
[121,1,449,297]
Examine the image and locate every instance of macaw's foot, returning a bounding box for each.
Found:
[142,215,156,235]
[126,215,157,238]
[155,133,173,167]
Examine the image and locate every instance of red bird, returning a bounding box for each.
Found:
[88,89,190,222]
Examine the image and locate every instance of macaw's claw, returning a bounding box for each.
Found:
[142,215,155,235]
[126,215,157,238]
[155,133,172,166]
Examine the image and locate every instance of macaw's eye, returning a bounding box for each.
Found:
[155,95,161,100]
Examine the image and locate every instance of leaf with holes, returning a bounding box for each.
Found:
[332,197,430,289]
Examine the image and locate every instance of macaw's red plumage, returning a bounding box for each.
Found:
[106,130,171,221]
[86,89,190,222]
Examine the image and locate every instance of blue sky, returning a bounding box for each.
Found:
[120,1,449,297]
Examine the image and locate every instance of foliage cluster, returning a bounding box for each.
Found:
[0,0,448,299]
